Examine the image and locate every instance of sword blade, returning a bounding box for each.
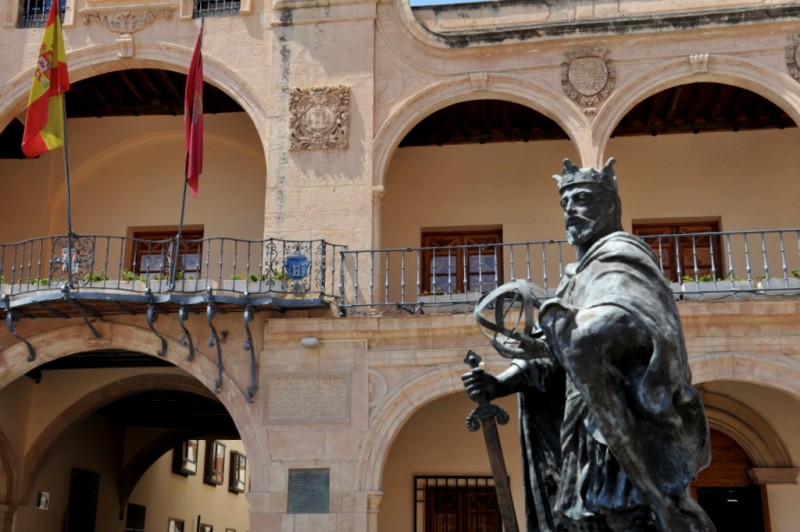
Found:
[481,416,520,532]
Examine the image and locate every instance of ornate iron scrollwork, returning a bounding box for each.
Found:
[51,234,95,288]
[5,307,35,362]
[243,303,257,403]
[146,292,167,356]
[206,299,223,394]
[178,305,195,361]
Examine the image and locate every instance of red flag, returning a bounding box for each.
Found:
[22,0,70,158]
[185,26,204,197]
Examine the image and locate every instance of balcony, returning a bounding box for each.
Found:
[336,228,800,315]
[2,228,799,322]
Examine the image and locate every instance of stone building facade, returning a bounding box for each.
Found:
[0,0,799,531]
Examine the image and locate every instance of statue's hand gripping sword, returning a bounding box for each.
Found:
[464,350,520,532]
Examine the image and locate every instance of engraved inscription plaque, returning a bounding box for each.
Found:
[265,374,350,424]
[288,468,330,514]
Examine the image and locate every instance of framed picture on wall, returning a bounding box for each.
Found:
[200,524,213,532]
[203,440,226,486]
[228,451,247,493]
[171,439,199,476]
[167,517,184,532]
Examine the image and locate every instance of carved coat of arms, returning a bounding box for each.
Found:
[561,50,615,114]
[290,86,350,151]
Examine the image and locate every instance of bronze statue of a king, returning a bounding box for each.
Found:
[463,158,716,532]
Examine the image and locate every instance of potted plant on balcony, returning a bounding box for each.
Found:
[680,273,752,300]
[756,269,800,295]
[148,271,209,293]
[223,270,289,294]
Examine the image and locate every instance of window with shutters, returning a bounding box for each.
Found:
[632,218,722,282]
[421,227,503,295]
[128,226,204,279]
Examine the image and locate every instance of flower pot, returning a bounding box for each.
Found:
[222,279,285,294]
[757,278,800,296]
[680,281,753,301]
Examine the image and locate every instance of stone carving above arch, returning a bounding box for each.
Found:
[80,4,176,34]
[80,4,177,59]
[290,86,350,151]
[785,34,800,83]
[561,48,615,115]
[368,369,388,410]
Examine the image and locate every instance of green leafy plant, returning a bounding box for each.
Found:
[120,270,146,282]
[27,277,51,286]
[83,270,109,283]
[792,268,800,280]
[229,273,246,281]
[682,273,745,283]
[273,270,291,282]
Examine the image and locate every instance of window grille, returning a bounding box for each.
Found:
[194,0,240,18]
[18,0,66,28]
[414,475,502,532]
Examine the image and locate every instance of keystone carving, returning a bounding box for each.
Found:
[290,86,350,151]
[561,48,615,115]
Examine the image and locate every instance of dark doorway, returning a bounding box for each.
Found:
[697,486,765,532]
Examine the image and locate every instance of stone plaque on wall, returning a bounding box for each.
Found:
[288,468,330,514]
[265,374,350,424]
[289,86,350,151]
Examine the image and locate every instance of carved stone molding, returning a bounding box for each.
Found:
[786,35,800,82]
[469,72,488,92]
[80,4,176,34]
[689,53,710,75]
[290,85,350,151]
[561,48,615,115]
[367,369,387,409]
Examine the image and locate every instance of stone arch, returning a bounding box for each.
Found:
[373,73,589,192]
[0,321,256,503]
[357,364,464,492]
[591,54,800,167]
[701,391,793,468]
[691,351,800,400]
[0,41,268,146]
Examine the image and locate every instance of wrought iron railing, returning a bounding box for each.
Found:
[17,0,65,28]
[0,234,344,300]
[194,0,240,18]
[337,229,800,314]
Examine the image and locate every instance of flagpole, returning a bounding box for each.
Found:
[173,17,204,289]
[62,91,75,287]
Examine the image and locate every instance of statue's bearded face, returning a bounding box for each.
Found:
[559,185,617,248]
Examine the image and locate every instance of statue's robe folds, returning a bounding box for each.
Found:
[513,232,714,532]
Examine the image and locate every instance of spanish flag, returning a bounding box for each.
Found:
[21,0,70,159]
[185,24,204,197]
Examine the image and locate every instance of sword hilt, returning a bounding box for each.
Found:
[464,350,510,431]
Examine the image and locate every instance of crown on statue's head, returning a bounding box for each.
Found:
[553,157,617,192]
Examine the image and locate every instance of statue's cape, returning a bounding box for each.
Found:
[531,232,710,530]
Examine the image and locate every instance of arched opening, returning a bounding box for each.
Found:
[378,391,522,532]
[0,67,266,244]
[692,430,767,532]
[4,350,250,532]
[606,81,800,235]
